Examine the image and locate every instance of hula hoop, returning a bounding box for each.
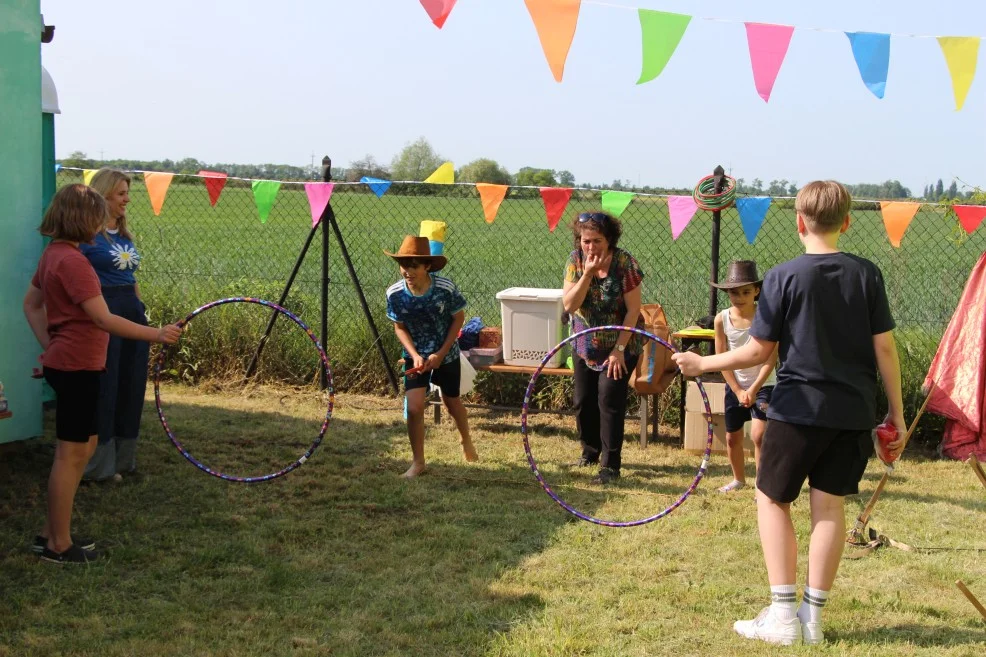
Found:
[153,297,334,483]
[521,326,713,527]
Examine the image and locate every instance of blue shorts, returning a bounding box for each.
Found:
[723,385,773,433]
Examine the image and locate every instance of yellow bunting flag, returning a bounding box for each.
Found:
[880,201,920,247]
[524,0,582,82]
[423,162,454,184]
[143,172,174,216]
[82,169,98,186]
[476,184,509,223]
[937,37,980,110]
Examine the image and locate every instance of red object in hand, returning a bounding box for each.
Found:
[405,365,424,377]
[874,421,899,464]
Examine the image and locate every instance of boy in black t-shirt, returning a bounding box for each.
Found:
[673,181,905,646]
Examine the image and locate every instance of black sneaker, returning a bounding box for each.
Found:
[32,534,96,554]
[567,457,598,468]
[39,544,103,564]
[591,467,620,485]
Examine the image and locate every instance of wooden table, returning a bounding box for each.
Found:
[430,362,653,447]
[671,328,717,444]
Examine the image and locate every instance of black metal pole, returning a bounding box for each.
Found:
[320,158,331,390]
[708,164,725,318]
[324,201,400,395]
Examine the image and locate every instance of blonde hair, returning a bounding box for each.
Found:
[89,167,133,240]
[39,184,107,242]
[795,180,852,233]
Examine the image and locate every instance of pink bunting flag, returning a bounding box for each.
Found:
[305,182,335,228]
[198,170,228,207]
[954,205,986,234]
[539,187,573,231]
[667,195,698,240]
[744,22,795,102]
[419,0,457,29]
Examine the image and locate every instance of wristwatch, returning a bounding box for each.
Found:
[615,344,625,352]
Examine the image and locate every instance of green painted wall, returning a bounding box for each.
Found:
[0,1,44,443]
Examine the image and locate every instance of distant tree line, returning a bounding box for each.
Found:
[59,140,975,201]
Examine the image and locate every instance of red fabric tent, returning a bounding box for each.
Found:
[924,252,986,460]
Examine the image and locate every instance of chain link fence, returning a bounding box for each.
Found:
[55,169,985,442]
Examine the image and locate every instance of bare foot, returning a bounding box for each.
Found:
[402,462,427,478]
[460,442,479,463]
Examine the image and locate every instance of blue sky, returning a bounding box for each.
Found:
[40,0,984,193]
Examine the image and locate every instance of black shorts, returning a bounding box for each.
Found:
[723,385,773,432]
[756,419,873,503]
[404,355,461,398]
[43,367,101,443]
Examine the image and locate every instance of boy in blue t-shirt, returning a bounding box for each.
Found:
[385,236,478,478]
[674,181,905,646]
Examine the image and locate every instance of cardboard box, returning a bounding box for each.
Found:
[685,381,727,414]
[683,411,754,456]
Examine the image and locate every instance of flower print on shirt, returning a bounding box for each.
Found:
[110,242,141,271]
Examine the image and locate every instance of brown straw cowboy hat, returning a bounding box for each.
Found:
[383,235,447,272]
[710,260,762,289]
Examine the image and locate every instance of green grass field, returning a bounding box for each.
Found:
[1,386,984,656]
[56,171,986,430]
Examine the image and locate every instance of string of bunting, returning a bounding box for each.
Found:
[414,0,980,109]
[60,166,986,247]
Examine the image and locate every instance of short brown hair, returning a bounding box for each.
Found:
[39,184,106,242]
[795,181,852,233]
[571,211,622,250]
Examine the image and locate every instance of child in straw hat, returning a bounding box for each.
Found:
[384,236,478,478]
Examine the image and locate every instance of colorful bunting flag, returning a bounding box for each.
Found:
[54,163,62,173]
[744,22,795,102]
[143,172,174,216]
[424,162,454,184]
[476,183,509,223]
[601,190,635,217]
[953,205,986,234]
[539,187,573,231]
[937,36,980,110]
[636,9,691,85]
[735,197,772,244]
[880,201,920,247]
[845,32,891,99]
[198,170,228,207]
[667,195,698,240]
[305,182,335,228]
[361,176,392,198]
[419,0,457,29]
[82,169,97,186]
[525,0,582,82]
[251,180,281,224]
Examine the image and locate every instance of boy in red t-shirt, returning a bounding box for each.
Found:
[23,184,181,564]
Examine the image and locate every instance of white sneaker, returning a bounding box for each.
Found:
[800,620,824,645]
[734,607,802,645]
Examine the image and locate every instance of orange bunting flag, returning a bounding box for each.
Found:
[419,0,457,29]
[879,201,920,247]
[524,0,582,82]
[476,183,509,223]
[198,170,228,207]
[539,187,573,231]
[143,172,174,216]
[954,205,986,234]
[937,37,980,111]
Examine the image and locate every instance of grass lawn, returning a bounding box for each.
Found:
[1,385,984,656]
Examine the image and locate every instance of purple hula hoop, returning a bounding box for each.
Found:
[153,297,334,483]
[521,325,713,527]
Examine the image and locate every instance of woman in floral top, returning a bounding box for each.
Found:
[80,169,150,483]
[562,211,644,484]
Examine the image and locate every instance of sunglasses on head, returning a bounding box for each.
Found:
[577,212,609,224]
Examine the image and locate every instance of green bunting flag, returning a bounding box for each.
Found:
[601,190,635,217]
[636,9,692,84]
[251,180,281,224]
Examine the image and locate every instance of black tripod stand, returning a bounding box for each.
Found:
[246,156,399,394]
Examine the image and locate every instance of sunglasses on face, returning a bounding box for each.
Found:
[577,212,609,224]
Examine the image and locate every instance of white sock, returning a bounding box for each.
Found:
[798,586,829,624]
[769,584,798,621]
